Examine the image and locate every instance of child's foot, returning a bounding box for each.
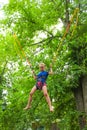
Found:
[50,106,54,112]
[24,106,31,110]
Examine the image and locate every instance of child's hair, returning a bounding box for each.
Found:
[39,63,45,67]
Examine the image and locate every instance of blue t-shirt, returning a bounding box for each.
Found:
[37,71,49,83]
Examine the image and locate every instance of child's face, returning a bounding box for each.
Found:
[39,65,45,71]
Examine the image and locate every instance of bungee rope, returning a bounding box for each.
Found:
[13,8,79,71]
[53,8,79,62]
[13,41,23,60]
[13,33,35,75]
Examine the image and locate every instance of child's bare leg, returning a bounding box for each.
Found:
[42,86,54,112]
[24,86,37,110]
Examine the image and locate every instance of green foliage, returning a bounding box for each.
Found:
[0,0,87,130]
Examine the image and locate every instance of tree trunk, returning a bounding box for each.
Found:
[82,75,87,114]
[74,78,84,112]
[32,122,37,130]
[50,123,60,130]
[73,77,86,129]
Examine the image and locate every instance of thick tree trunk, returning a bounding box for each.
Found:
[82,75,87,114]
[73,77,86,129]
[50,123,60,130]
[32,122,38,130]
[74,78,84,112]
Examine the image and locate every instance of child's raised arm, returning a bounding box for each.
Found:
[32,70,37,80]
[48,64,53,75]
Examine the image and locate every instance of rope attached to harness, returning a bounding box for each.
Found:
[13,8,79,71]
[53,8,79,62]
[13,33,35,75]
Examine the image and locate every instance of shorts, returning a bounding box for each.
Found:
[36,81,46,90]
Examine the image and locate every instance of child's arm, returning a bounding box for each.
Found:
[48,64,53,75]
[32,70,37,80]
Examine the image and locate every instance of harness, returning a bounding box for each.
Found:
[36,75,46,90]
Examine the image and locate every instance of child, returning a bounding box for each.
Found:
[24,63,54,112]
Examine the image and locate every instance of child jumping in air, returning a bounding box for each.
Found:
[24,63,54,112]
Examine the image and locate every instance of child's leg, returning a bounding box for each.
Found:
[42,86,54,112]
[24,86,37,110]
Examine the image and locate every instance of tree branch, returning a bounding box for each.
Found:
[29,35,58,47]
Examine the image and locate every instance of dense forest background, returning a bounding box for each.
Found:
[0,0,87,130]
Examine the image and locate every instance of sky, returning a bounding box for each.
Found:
[0,0,8,5]
[0,0,8,19]
[0,0,63,36]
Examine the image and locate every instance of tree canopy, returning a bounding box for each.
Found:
[0,0,87,130]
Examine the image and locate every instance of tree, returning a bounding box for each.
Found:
[0,0,87,129]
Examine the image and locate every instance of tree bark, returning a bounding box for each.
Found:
[73,78,84,112]
[82,75,87,114]
[73,77,86,129]
[51,123,60,130]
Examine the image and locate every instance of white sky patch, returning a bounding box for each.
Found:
[35,47,44,56]
[33,19,63,44]
[0,0,8,6]
[23,61,30,66]
[0,10,5,19]
[7,62,19,72]
[36,47,41,52]
[50,19,63,35]
[0,28,7,36]
[0,0,9,19]
[38,32,47,39]
[33,19,63,56]
[2,89,8,95]
[45,54,49,59]
[33,31,47,43]
[55,21,63,31]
